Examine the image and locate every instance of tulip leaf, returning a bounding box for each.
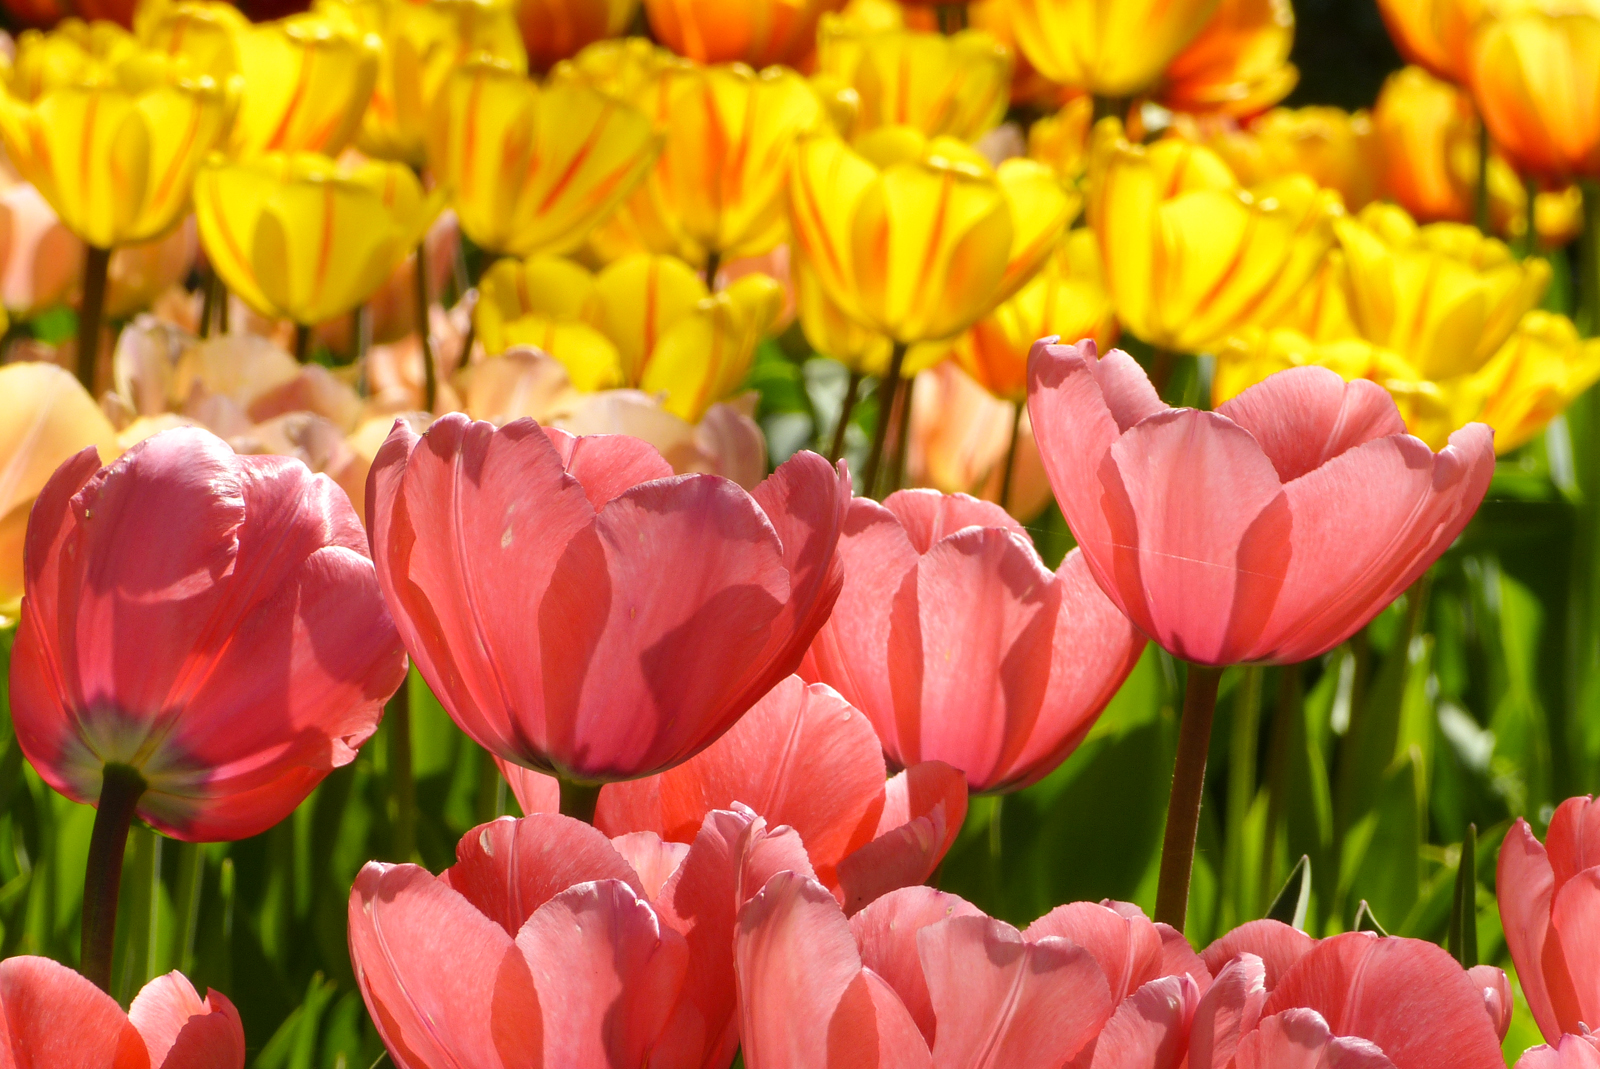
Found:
[1353,900,1388,936]
[1447,824,1478,968]
[1264,855,1312,930]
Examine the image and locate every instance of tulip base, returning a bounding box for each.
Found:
[1155,663,1223,931]
[413,242,437,412]
[81,763,147,992]
[76,244,112,394]
[558,778,602,824]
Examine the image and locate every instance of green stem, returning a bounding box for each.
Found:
[77,244,111,394]
[293,323,313,365]
[1475,119,1492,234]
[1150,348,1177,398]
[935,2,967,32]
[172,841,204,975]
[1258,664,1299,911]
[828,371,862,463]
[1226,665,1264,922]
[387,681,415,863]
[198,268,218,340]
[1519,176,1540,258]
[1578,180,1600,337]
[1092,96,1130,125]
[558,778,602,824]
[1155,664,1224,930]
[80,764,146,992]
[413,241,437,412]
[861,341,909,497]
[703,250,721,290]
[889,370,917,494]
[998,399,1023,513]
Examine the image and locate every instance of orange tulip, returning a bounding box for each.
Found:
[1157,0,1299,118]
[1468,5,1600,182]
[1375,0,1483,81]
[517,0,637,72]
[645,0,847,67]
[1182,106,1382,212]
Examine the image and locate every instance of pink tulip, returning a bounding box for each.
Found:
[1499,795,1600,1042]
[366,415,849,784]
[1518,1033,1600,1069]
[1200,918,1316,991]
[799,488,1145,793]
[1027,339,1494,665]
[350,808,777,1069]
[0,956,244,1068]
[8,427,406,840]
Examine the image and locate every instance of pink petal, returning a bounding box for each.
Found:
[1498,818,1569,1043]
[832,970,936,1069]
[737,814,819,910]
[885,526,1060,789]
[347,863,537,1069]
[495,758,560,815]
[1201,919,1316,992]
[1154,922,1213,993]
[850,886,985,1046]
[1086,974,1201,1069]
[442,815,645,937]
[881,489,1026,552]
[1216,368,1406,483]
[1466,965,1512,1041]
[1261,425,1494,664]
[801,498,921,756]
[128,972,245,1069]
[540,426,675,510]
[1547,796,1600,897]
[919,915,1113,1069]
[1099,409,1291,665]
[0,955,146,1069]
[537,473,792,779]
[517,880,689,1069]
[836,763,969,915]
[1263,931,1506,1069]
[1551,868,1600,1034]
[611,832,690,901]
[1516,1034,1600,1069]
[735,870,871,1069]
[1023,900,1164,1004]
[1234,1008,1397,1069]
[1189,953,1268,1069]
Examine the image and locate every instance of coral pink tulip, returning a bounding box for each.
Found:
[8,426,406,841]
[350,808,779,1069]
[0,956,244,1068]
[1499,795,1600,1042]
[366,415,848,787]
[1027,339,1494,666]
[1519,1034,1600,1069]
[800,488,1145,793]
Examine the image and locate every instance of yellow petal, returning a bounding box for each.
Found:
[232,15,380,156]
[640,271,782,420]
[1472,310,1600,453]
[1007,0,1221,98]
[588,252,708,382]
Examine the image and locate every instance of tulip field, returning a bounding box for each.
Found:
[8,0,1600,1066]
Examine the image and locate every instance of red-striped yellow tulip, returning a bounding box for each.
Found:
[427,56,658,257]
[789,128,1074,345]
[1473,310,1600,452]
[795,258,892,375]
[7,19,141,99]
[229,14,381,157]
[139,1,249,83]
[1089,118,1342,353]
[0,35,236,248]
[1336,202,1550,379]
[194,152,443,326]
[517,0,636,72]
[1157,0,1298,118]
[1027,96,1093,182]
[1468,5,1600,182]
[814,17,1011,142]
[644,0,843,67]
[1007,0,1221,99]
[1185,106,1381,211]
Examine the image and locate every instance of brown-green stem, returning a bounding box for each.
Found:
[81,763,146,992]
[999,399,1023,513]
[293,322,313,364]
[828,370,863,463]
[558,778,602,824]
[861,341,909,497]
[387,680,415,862]
[77,244,112,394]
[413,241,437,412]
[1155,663,1223,929]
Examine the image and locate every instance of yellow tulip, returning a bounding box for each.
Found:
[428,56,659,258]
[194,152,443,326]
[1006,0,1220,99]
[1027,96,1093,182]
[1335,202,1550,379]
[548,36,684,100]
[956,228,1117,402]
[1472,310,1600,453]
[1468,5,1600,183]
[317,0,526,167]
[1089,118,1342,353]
[517,0,636,73]
[139,1,249,83]
[1157,0,1298,118]
[788,127,1075,345]
[1184,105,1381,212]
[0,37,236,248]
[588,63,831,270]
[8,19,141,99]
[1260,248,1361,342]
[0,361,120,624]
[230,14,381,157]
[473,252,783,419]
[643,0,834,68]
[813,17,1011,142]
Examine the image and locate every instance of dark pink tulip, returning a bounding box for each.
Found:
[800,489,1145,793]
[1499,796,1600,1042]
[1026,340,1494,666]
[366,415,849,783]
[0,956,244,1068]
[1518,1033,1600,1069]
[9,427,405,841]
[350,809,779,1069]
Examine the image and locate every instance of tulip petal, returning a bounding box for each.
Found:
[1086,975,1200,1069]
[1546,796,1600,896]
[1466,965,1512,1042]
[0,955,146,1069]
[1263,931,1506,1069]
[737,814,820,910]
[1153,921,1212,992]
[1201,919,1316,991]
[443,814,646,937]
[1497,819,1569,1043]
[836,763,969,915]
[882,489,1025,552]
[919,916,1113,1069]
[1235,1008,1397,1069]
[1216,367,1407,483]
[611,832,691,901]
[128,974,245,1069]
[833,969,937,1069]
[1551,868,1600,1034]
[495,757,561,815]
[1023,900,1164,1005]
[1516,1034,1600,1069]
[541,426,675,510]
[1189,954,1268,1069]
[850,886,985,1047]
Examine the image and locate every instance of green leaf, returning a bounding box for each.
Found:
[1265,856,1312,930]
[1448,824,1479,967]
[1353,899,1389,936]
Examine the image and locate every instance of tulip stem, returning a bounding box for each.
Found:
[935,2,966,32]
[1258,663,1299,912]
[1518,176,1540,258]
[77,244,112,394]
[890,372,917,493]
[413,241,438,412]
[829,371,862,463]
[704,250,721,290]
[1579,180,1600,337]
[1092,96,1130,125]
[293,323,313,364]
[198,268,218,340]
[1474,120,1491,234]
[862,342,909,497]
[1150,348,1177,398]
[999,400,1023,513]
[1155,663,1223,931]
[81,763,147,993]
[558,778,602,824]
[387,679,415,863]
